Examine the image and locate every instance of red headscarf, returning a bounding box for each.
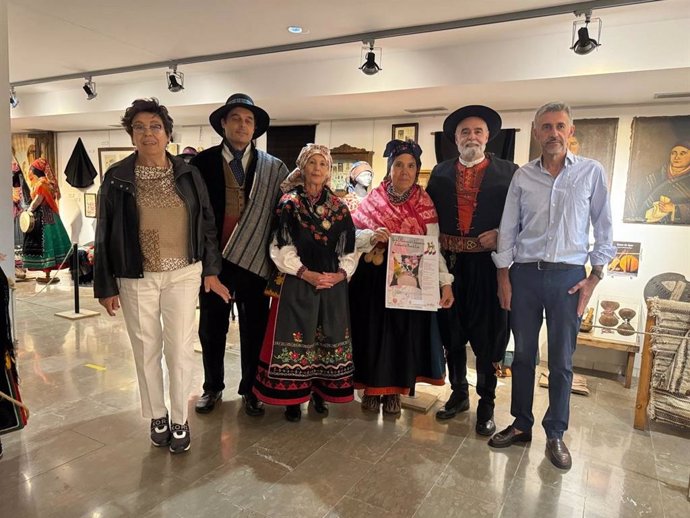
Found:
[352,180,437,235]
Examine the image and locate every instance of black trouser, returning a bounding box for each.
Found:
[198,259,270,395]
[437,252,509,422]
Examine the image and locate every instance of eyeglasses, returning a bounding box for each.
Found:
[132,124,165,134]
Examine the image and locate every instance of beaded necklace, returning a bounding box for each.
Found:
[386,182,414,205]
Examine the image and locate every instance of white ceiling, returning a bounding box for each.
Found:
[7,0,690,131]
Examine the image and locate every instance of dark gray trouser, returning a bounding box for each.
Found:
[509,263,585,439]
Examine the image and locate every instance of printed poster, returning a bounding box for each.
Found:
[608,241,641,277]
[385,233,439,312]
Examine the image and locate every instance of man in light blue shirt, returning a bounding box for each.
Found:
[488,102,615,470]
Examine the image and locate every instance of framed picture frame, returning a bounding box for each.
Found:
[392,123,419,143]
[528,118,618,190]
[417,169,432,189]
[98,147,134,180]
[622,115,690,225]
[84,193,97,218]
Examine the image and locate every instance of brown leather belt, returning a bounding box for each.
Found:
[439,233,486,253]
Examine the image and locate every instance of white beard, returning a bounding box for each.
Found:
[458,142,486,162]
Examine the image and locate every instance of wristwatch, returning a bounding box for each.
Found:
[590,268,605,280]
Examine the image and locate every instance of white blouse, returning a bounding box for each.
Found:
[269,237,359,280]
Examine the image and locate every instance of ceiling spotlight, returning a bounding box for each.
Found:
[571,10,602,55]
[359,40,382,76]
[83,77,97,100]
[287,26,303,34]
[9,86,18,108]
[166,65,184,92]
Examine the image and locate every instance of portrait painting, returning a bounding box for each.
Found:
[623,115,690,225]
[529,118,618,189]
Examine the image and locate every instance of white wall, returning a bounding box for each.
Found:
[53,101,690,377]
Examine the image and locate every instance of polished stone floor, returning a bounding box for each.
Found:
[2,273,689,517]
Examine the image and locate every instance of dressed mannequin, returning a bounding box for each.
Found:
[11,159,30,279]
[342,161,373,211]
[22,158,72,283]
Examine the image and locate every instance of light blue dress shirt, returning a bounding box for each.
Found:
[492,151,616,268]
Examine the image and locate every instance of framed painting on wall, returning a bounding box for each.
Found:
[528,118,618,190]
[84,193,97,218]
[622,115,690,225]
[98,147,134,180]
[392,123,419,143]
[418,169,432,189]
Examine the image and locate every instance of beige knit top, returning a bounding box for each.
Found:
[134,164,190,272]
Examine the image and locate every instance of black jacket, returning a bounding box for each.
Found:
[427,154,518,238]
[190,144,258,251]
[93,153,222,299]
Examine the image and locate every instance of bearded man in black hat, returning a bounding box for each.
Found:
[426,105,517,436]
[192,94,289,416]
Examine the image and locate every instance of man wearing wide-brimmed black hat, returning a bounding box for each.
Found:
[426,105,517,436]
[192,93,289,416]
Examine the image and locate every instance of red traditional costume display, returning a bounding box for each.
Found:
[21,158,72,272]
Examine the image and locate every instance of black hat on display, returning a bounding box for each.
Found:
[64,137,98,188]
[209,93,270,139]
[442,105,502,143]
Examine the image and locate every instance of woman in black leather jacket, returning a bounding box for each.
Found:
[94,98,229,454]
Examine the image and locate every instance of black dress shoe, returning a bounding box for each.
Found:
[435,393,470,420]
[284,404,302,422]
[311,393,328,415]
[242,394,265,417]
[476,418,496,437]
[546,438,572,470]
[195,391,222,414]
[488,425,532,448]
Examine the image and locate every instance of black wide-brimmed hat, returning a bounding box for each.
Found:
[209,93,270,139]
[443,105,502,143]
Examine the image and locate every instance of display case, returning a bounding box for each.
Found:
[330,144,374,195]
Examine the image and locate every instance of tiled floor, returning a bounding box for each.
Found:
[2,273,689,517]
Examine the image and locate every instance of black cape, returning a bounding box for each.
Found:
[64,138,98,188]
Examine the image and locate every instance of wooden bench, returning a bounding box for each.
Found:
[576,333,640,389]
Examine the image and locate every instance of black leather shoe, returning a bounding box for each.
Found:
[435,392,470,420]
[476,418,496,436]
[242,394,265,417]
[488,425,532,448]
[546,438,572,470]
[195,391,222,414]
[285,404,302,422]
[311,393,328,415]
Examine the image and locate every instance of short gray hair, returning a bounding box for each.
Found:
[533,102,573,125]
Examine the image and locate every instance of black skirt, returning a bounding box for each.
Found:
[349,252,444,396]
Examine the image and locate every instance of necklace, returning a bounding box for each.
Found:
[386,182,413,205]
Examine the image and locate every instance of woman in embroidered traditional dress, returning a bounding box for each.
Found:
[94,98,229,453]
[350,139,454,415]
[21,157,72,281]
[254,144,357,422]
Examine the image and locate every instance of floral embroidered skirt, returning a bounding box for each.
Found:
[254,275,354,406]
[349,254,445,396]
[22,205,72,271]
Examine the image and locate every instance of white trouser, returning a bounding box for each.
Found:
[118,262,202,425]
